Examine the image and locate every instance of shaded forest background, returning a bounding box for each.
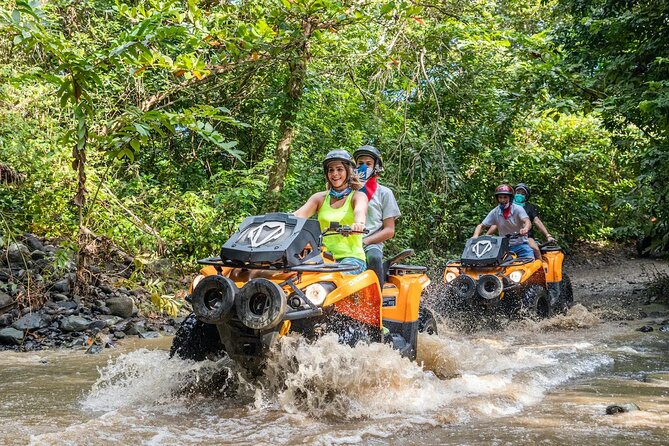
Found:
[1,0,667,277]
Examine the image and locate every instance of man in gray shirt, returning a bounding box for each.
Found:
[354,146,401,285]
[473,184,534,259]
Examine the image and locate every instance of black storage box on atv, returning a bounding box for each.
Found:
[460,235,510,266]
[220,213,322,267]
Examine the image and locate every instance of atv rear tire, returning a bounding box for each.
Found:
[521,285,551,319]
[169,313,225,361]
[558,273,574,314]
[418,307,438,335]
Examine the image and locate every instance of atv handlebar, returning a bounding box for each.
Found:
[322,223,369,237]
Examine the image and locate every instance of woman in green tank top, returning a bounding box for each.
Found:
[294,150,368,274]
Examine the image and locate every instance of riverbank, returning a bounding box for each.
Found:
[0,233,181,352]
[565,241,669,327]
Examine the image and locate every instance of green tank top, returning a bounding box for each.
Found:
[318,193,366,262]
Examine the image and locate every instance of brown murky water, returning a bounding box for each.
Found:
[1,305,667,446]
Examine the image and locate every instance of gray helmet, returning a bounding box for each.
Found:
[515,183,531,199]
[322,149,355,173]
[353,145,384,172]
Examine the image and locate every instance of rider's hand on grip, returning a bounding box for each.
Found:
[351,222,366,233]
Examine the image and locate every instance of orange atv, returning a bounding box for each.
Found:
[170,213,437,375]
[439,234,573,319]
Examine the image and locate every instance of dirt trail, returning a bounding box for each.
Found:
[565,242,669,320]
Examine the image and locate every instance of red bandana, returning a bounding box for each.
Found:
[361,175,378,200]
[503,202,512,219]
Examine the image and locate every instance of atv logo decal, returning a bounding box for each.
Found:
[247,222,286,248]
[472,240,493,258]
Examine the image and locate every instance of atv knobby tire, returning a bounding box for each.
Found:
[521,285,551,319]
[170,313,225,361]
[558,273,574,313]
[190,275,237,324]
[418,307,438,335]
[236,279,286,330]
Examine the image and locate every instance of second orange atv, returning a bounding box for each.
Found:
[439,234,573,319]
[170,213,437,375]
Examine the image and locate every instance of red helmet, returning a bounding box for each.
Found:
[494,184,514,197]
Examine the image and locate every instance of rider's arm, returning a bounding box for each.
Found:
[294,192,325,218]
[476,208,497,237]
[363,217,396,246]
[485,225,498,235]
[519,217,531,236]
[473,223,489,238]
[533,216,555,242]
[351,191,368,232]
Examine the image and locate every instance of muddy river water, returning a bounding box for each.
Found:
[1,306,667,445]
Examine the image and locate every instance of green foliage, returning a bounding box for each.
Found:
[0,0,654,273]
[555,0,669,249]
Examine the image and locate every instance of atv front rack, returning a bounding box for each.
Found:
[197,256,358,273]
[446,256,535,269]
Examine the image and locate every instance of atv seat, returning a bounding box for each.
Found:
[383,249,416,279]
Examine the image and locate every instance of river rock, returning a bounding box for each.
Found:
[637,325,653,333]
[12,313,49,331]
[30,250,46,261]
[606,403,640,414]
[0,327,24,345]
[22,233,45,252]
[52,278,70,293]
[124,321,146,335]
[34,258,51,272]
[94,305,111,315]
[0,292,14,310]
[60,315,92,332]
[113,331,125,339]
[106,296,134,318]
[54,301,78,311]
[99,315,123,326]
[0,268,11,281]
[6,242,30,264]
[50,293,68,302]
[659,326,669,333]
[138,331,159,339]
[0,313,13,327]
[88,320,107,331]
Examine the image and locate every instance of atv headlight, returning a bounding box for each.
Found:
[509,270,524,283]
[304,282,334,306]
[445,272,458,283]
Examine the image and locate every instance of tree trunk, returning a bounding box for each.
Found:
[265,27,311,212]
[72,102,91,297]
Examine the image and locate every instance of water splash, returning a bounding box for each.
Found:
[66,319,618,446]
[538,304,600,330]
[81,349,243,412]
[260,333,453,419]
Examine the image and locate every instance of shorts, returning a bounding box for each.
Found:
[338,257,367,275]
[510,242,535,260]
